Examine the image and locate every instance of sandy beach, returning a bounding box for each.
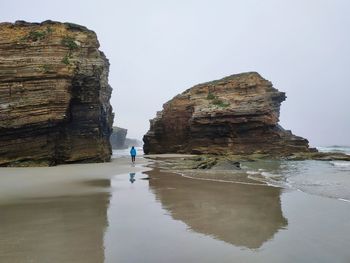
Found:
[1,155,350,263]
[0,157,150,205]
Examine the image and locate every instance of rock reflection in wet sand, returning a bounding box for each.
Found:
[0,193,109,263]
[146,169,288,249]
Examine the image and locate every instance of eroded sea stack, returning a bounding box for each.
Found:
[110,126,128,149]
[0,21,113,166]
[143,72,313,155]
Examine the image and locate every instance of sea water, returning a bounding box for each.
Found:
[317,145,350,155]
[242,146,350,201]
[113,146,350,201]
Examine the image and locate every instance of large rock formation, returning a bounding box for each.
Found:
[144,72,313,155]
[110,126,128,149]
[0,21,113,166]
[110,126,143,149]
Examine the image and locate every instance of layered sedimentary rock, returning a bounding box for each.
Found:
[110,126,127,149]
[0,21,113,166]
[144,72,313,155]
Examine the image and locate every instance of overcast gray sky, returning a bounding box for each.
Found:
[2,0,349,146]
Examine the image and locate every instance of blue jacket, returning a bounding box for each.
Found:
[130,148,136,156]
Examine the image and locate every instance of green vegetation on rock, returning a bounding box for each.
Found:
[21,27,53,42]
[40,64,54,73]
[61,36,79,50]
[207,92,216,100]
[207,92,230,107]
[61,35,79,66]
[28,30,46,41]
[61,55,71,65]
[212,98,230,107]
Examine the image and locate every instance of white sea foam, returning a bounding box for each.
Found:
[246,170,260,175]
[261,172,280,178]
[330,161,350,167]
[241,157,350,201]
[317,145,350,155]
[179,173,271,187]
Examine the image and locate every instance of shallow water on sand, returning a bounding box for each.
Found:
[241,159,350,201]
[1,166,350,263]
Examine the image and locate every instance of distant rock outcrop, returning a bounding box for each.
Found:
[144,72,314,155]
[110,127,128,149]
[110,127,143,149]
[125,138,143,148]
[0,21,113,166]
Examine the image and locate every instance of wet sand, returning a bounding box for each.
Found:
[1,156,350,262]
[0,157,149,204]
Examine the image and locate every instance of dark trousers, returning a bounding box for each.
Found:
[131,155,136,162]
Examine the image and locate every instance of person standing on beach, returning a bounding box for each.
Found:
[130,146,136,164]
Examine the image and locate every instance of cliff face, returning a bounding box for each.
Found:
[0,21,113,166]
[144,72,313,155]
[110,127,128,149]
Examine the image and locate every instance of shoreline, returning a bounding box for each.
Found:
[145,154,350,203]
[0,156,151,205]
[1,153,349,205]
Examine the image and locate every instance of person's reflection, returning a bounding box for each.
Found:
[129,173,136,183]
[147,169,288,249]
